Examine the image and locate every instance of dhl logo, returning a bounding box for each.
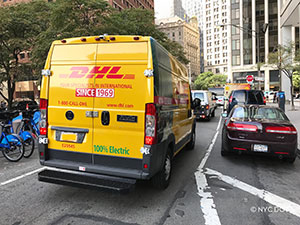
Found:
[59,66,135,79]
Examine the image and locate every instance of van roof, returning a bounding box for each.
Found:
[53,35,151,45]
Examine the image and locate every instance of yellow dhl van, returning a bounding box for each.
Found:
[38,35,198,191]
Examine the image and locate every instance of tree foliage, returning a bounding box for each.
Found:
[268,43,300,109]
[31,0,189,73]
[193,72,227,90]
[0,0,50,108]
[293,73,300,90]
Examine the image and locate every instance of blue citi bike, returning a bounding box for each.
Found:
[0,115,24,162]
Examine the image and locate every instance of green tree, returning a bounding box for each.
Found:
[268,43,300,109]
[0,0,50,108]
[193,72,227,90]
[32,1,189,74]
[293,73,300,91]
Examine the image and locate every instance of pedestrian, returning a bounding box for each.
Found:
[273,92,277,103]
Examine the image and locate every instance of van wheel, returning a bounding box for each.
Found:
[186,129,195,150]
[152,149,172,189]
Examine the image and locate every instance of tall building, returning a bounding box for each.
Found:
[154,0,185,21]
[156,16,200,80]
[229,0,280,92]
[181,0,206,73]
[201,0,230,75]
[278,0,300,100]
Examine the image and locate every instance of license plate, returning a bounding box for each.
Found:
[60,132,77,142]
[253,144,268,153]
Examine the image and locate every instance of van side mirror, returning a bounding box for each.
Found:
[221,112,228,118]
[192,98,201,109]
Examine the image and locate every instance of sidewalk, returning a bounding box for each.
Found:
[267,102,300,150]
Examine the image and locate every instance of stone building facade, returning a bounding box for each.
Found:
[157,16,200,81]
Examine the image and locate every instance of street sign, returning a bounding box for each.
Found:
[255,77,264,81]
[246,75,254,84]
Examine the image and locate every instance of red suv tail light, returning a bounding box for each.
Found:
[227,122,258,132]
[39,99,48,136]
[266,126,297,134]
[263,96,266,104]
[144,103,157,145]
[229,96,233,103]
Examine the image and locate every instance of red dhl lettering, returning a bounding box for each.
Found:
[59,66,135,80]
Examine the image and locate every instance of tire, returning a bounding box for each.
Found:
[23,134,35,158]
[2,135,24,162]
[286,156,296,164]
[221,141,230,157]
[186,128,195,150]
[152,149,172,189]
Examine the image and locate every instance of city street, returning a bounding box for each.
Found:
[0,107,300,225]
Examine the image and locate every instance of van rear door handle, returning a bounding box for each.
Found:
[101,111,110,126]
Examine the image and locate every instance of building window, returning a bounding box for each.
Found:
[232,39,240,50]
[232,55,240,66]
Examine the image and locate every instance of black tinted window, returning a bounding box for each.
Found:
[233,91,246,103]
[247,91,264,104]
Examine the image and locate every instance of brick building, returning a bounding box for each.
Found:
[107,0,154,10]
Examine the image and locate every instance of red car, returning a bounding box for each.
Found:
[221,105,298,163]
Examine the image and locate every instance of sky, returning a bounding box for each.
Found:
[154,0,173,20]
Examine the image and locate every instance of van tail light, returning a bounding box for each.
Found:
[39,99,48,136]
[144,103,157,145]
[229,96,233,103]
[266,126,297,134]
[206,104,210,110]
[26,103,29,110]
[263,96,266,104]
[227,122,258,132]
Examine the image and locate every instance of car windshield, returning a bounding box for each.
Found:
[193,92,204,101]
[231,107,288,121]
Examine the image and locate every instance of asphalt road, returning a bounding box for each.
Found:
[1,107,300,225]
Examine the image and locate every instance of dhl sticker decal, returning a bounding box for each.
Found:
[59,66,135,80]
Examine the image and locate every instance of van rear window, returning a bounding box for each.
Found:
[193,93,204,101]
[233,91,246,103]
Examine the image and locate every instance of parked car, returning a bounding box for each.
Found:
[192,90,217,121]
[221,105,297,163]
[216,96,225,106]
[226,90,266,114]
[11,100,38,111]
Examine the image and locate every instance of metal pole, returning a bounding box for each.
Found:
[257,31,261,90]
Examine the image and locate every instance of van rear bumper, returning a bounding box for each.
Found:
[38,169,136,193]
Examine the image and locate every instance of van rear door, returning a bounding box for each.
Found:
[92,41,151,163]
[47,43,97,159]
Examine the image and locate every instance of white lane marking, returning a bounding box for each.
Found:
[194,116,222,225]
[0,167,45,187]
[205,168,300,218]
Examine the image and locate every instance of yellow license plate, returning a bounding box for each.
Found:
[60,132,77,142]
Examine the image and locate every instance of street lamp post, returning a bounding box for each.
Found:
[218,23,268,90]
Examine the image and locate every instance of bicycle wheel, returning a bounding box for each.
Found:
[2,134,24,162]
[22,132,35,158]
[16,121,33,134]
